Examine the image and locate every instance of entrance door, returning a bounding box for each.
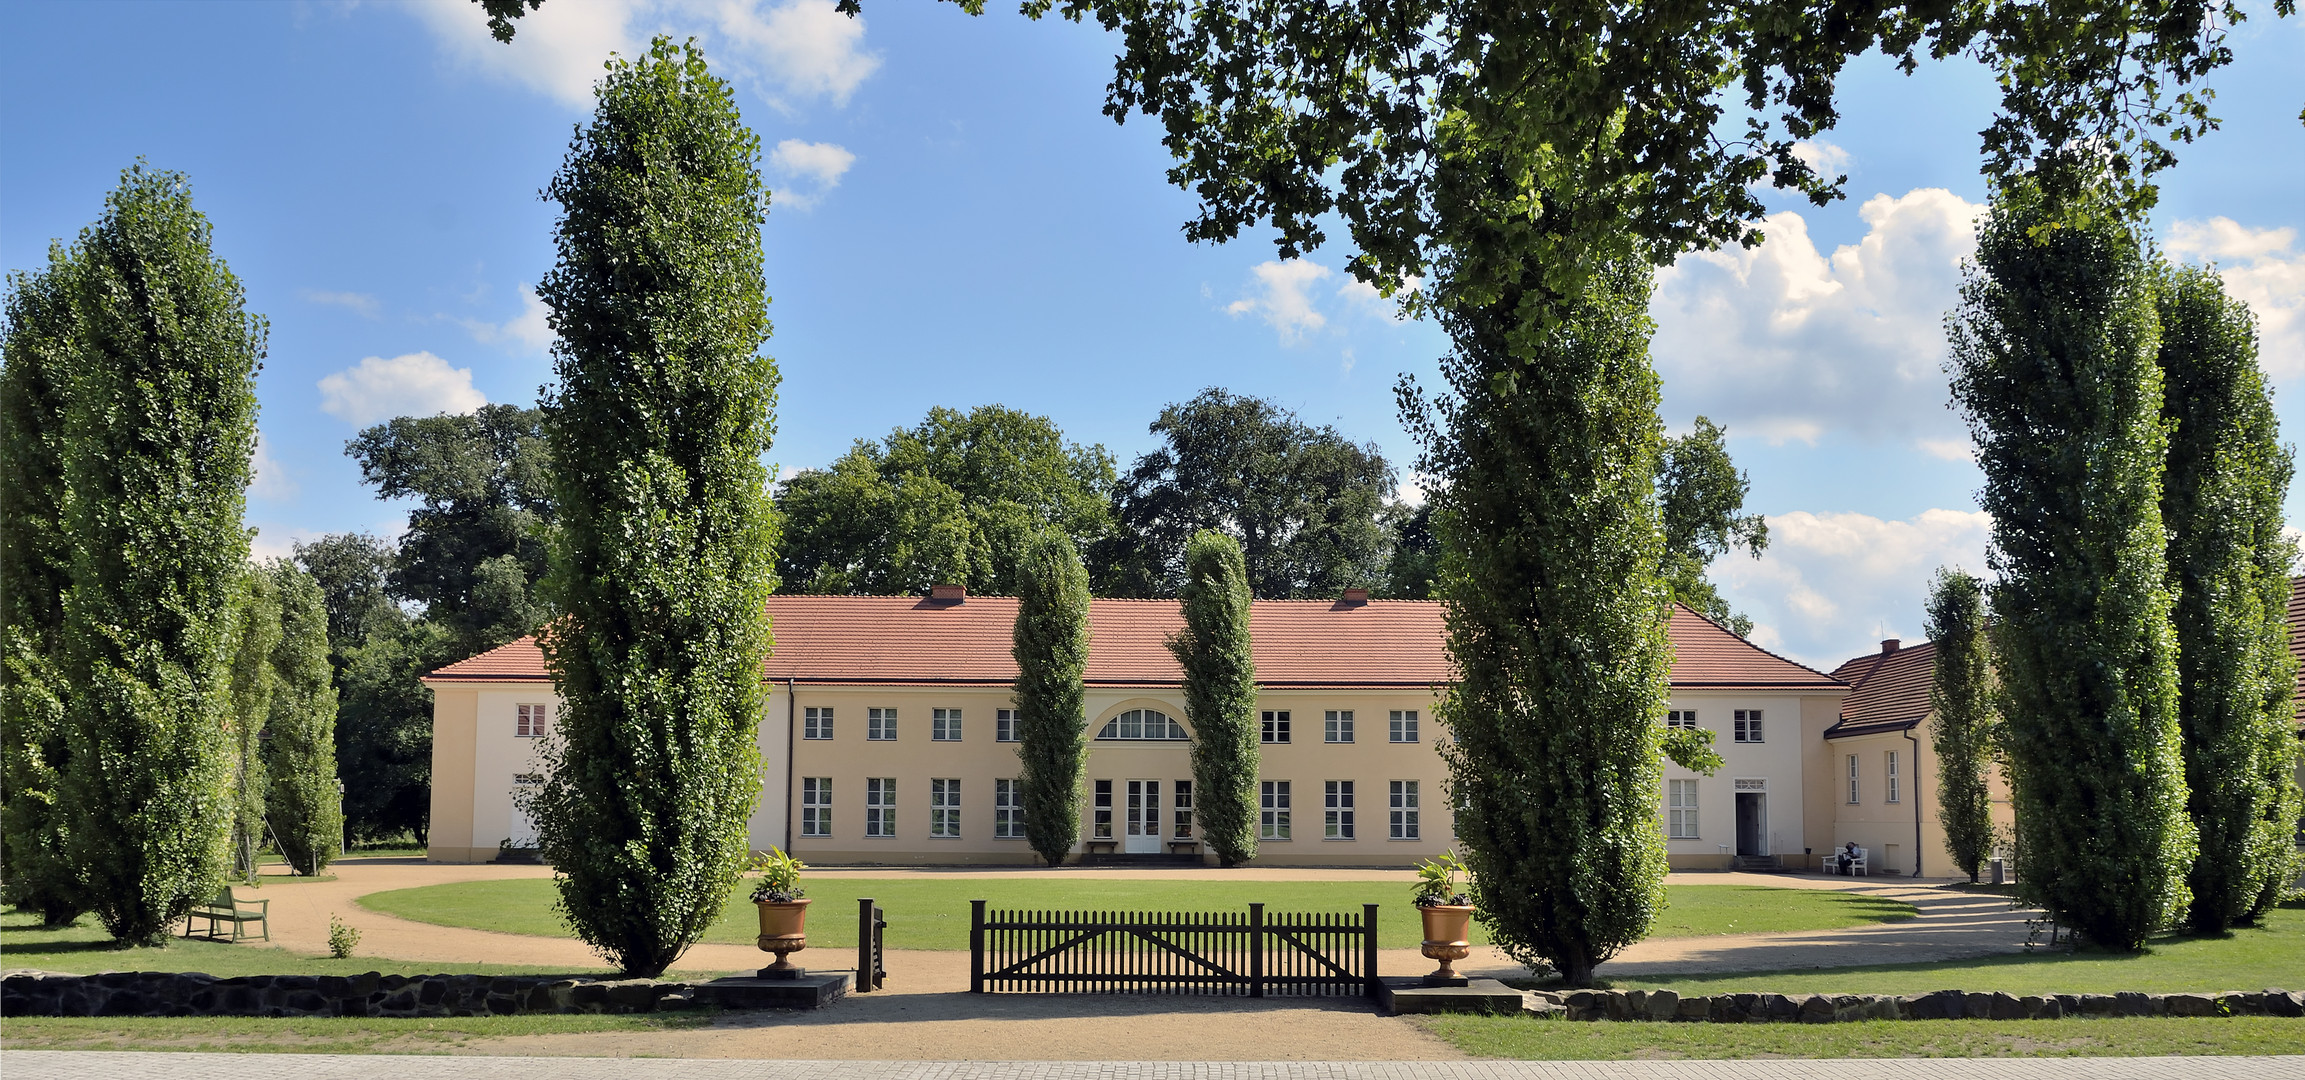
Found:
[1125,780,1163,854]
[510,779,541,847]
[1734,793,1767,856]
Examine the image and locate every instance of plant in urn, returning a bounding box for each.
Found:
[1413,851,1474,986]
[749,848,811,979]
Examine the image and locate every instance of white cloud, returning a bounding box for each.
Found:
[250,432,297,501]
[768,139,855,209]
[1227,259,1332,344]
[1718,507,1994,670]
[318,351,488,426]
[1917,437,1974,462]
[2165,217,2305,380]
[460,283,554,355]
[1651,187,1984,444]
[301,289,381,318]
[1790,139,1852,179]
[404,0,879,111]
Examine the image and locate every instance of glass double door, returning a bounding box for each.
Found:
[1124,779,1163,854]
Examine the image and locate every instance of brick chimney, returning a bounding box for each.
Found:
[1341,587,1370,605]
[930,583,966,603]
[1881,639,1901,655]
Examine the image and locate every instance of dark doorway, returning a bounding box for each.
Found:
[1734,792,1766,856]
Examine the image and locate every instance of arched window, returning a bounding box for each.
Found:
[1095,708,1189,741]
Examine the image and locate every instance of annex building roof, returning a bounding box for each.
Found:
[427,594,1847,693]
[1823,640,1938,739]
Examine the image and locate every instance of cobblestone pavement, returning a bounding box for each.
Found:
[5,1053,2301,1080]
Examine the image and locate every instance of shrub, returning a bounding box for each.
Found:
[328,914,361,959]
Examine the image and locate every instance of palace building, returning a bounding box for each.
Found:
[423,586,1849,868]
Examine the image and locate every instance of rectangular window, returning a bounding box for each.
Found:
[1324,780,1356,839]
[1172,779,1194,838]
[1847,754,1860,803]
[801,777,832,837]
[1389,780,1420,840]
[932,707,962,742]
[1668,779,1700,839]
[1886,751,1901,804]
[996,708,1018,743]
[1389,710,1419,743]
[1667,709,1697,731]
[1260,780,1292,840]
[865,778,896,837]
[1092,779,1113,840]
[1261,710,1291,744]
[1733,709,1764,743]
[803,706,833,741]
[868,707,897,742]
[994,779,1022,838]
[1324,710,1355,743]
[931,778,962,837]
[516,703,548,738]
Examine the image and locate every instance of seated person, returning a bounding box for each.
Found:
[1836,842,1859,875]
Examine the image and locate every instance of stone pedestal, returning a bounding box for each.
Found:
[696,971,852,1010]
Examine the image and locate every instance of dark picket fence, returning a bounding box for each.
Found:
[969,900,1378,997]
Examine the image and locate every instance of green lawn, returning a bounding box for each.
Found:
[0,1014,703,1054]
[0,910,729,979]
[1423,1015,2305,1059]
[1604,902,2305,997]
[360,879,1915,952]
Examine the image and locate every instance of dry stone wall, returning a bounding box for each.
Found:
[1,970,707,1018]
[1526,987,2305,1022]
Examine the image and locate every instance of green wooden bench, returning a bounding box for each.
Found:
[184,885,269,942]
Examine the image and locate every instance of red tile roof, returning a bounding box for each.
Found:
[427,596,1847,693]
[1824,641,1939,738]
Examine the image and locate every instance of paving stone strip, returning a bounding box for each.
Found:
[4,1053,2304,1080]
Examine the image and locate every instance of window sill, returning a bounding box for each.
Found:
[1387,837,1422,842]
[1323,837,1358,842]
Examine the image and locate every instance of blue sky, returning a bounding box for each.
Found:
[4,0,2302,670]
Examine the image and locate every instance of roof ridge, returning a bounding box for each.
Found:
[1672,602,1850,687]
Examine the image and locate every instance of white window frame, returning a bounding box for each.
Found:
[996,708,1018,743]
[865,777,896,837]
[801,777,832,837]
[1092,779,1113,839]
[1733,709,1764,743]
[994,778,1022,838]
[1847,754,1861,804]
[1667,778,1700,839]
[932,707,962,742]
[1261,710,1291,744]
[1324,780,1355,839]
[931,778,962,837]
[803,706,833,741]
[1260,780,1292,840]
[868,707,897,742]
[1886,751,1901,804]
[1667,709,1697,731]
[1324,710,1355,744]
[516,703,549,738]
[1172,779,1194,838]
[1389,780,1420,840]
[1389,710,1419,743]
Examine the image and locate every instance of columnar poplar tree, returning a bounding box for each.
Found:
[58,165,263,946]
[1012,530,1092,866]
[1414,261,1676,988]
[1171,530,1258,867]
[1949,169,2194,949]
[265,560,344,877]
[1924,567,1998,884]
[531,38,780,978]
[2155,262,2302,931]
[1,246,85,927]
[223,568,284,880]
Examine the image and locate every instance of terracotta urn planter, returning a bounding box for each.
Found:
[754,898,811,979]
[1417,904,1474,984]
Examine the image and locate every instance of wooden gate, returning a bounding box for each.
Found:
[969,900,1378,997]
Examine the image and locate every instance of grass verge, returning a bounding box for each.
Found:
[361,880,1915,952]
[0,910,745,979]
[1422,1015,2305,1059]
[1601,903,2305,997]
[0,1013,707,1054]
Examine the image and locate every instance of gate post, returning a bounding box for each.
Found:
[1249,902,1265,998]
[1363,903,1380,998]
[969,898,986,994]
